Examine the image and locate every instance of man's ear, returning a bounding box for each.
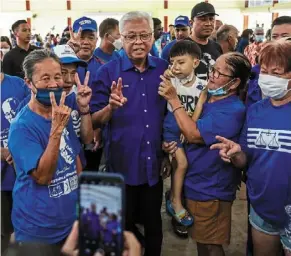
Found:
[25,78,34,91]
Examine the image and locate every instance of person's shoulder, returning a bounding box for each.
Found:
[196,77,207,86]
[10,105,31,130]
[31,45,41,50]
[163,40,176,50]
[5,74,24,83]
[208,39,222,53]
[149,55,168,66]
[247,98,269,113]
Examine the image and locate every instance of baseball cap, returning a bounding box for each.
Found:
[53,45,87,67]
[73,16,97,33]
[191,2,219,19]
[174,16,190,27]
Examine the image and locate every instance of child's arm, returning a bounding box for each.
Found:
[191,88,208,122]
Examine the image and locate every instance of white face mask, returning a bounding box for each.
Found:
[258,74,291,100]
[112,38,122,50]
[0,48,10,57]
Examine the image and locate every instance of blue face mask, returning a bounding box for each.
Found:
[208,79,235,96]
[255,35,264,42]
[35,87,63,106]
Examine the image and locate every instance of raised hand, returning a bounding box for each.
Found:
[163,65,175,80]
[67,26,82,53]
[50,91,72,136]
[75,71,92,112]
[158,75,177,101]
[210,135,242,163]
[109,77,127,110]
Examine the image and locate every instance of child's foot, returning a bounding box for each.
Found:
[166,200,193,227]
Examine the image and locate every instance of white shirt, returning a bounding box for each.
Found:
[167,76,207,116]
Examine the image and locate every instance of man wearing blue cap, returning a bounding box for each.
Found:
[73,16,104,171]
[161,15,191,61]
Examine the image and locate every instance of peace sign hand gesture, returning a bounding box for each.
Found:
[76,71,92,112]
[50,91,72,137]
[109,78,128,110]
[67,26,82,54]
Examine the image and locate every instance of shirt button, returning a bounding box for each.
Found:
[135,69,138,72]
[147,141,150,144]
[148,157,151,160]
[142,93,145,96]
[144,109,147,112]
[141,78,144,81]
[146,125,149,128]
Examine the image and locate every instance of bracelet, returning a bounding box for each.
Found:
[79,109,91,116]
[172,106,184,114]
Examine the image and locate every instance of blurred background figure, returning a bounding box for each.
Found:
[236,28,253,53]
[0,36,12,61]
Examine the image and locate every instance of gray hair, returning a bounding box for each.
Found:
[119,11,153,33]
[22,49,61,80]
[217,25,239,42]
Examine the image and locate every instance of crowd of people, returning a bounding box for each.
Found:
[1,1,291,256]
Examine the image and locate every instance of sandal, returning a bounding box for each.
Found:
[166,200,194,227]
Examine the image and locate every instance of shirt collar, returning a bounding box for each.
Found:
[121,52,157,72]
[16,44,35,52]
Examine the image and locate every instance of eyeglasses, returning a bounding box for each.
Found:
[121,32,153,43]
[208,66,234,79]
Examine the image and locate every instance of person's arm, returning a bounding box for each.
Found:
[191,88,208,122]
[1,147,9,161]
[31,92,72,185]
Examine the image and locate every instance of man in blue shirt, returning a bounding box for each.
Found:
[90,11,169,256]
[151,18,163,57]
[0,67,30,252]
[94,18,121,63]
[161,15,191,61]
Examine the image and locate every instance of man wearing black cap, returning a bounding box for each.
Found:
[190,2,222,80]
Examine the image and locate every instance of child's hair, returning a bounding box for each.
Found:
[169,39,202,60]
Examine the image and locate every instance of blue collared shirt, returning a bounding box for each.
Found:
[90,53,168,186]
[94,47,121,63]
[77,55,103,87]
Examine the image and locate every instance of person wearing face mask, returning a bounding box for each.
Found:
[0,36,12,61]
[8,49,84,246]
[0,59,30,253]
[162,40,207,228]
[211,41,291,256]
[94,18,122,63]
[246,16,291,109]
[3,20,40,78]
[160,52,251,255]
[244,26,265,66]
[216,24,239,53]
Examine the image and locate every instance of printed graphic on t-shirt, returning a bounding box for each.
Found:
[1,97,20,148]
[178,95,199,114]
[71,110,81,138]
[247,128,291,154]
[48,127,78,198]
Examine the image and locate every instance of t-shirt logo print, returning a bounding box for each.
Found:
[59,128,74,164]
[2,97,19,123]
[247,128,291,154]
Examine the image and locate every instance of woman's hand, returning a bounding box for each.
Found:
[210,135,242,163]
[158,75,178,102]
[162,141,178,155]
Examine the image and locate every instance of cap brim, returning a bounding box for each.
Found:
[195,12,219,17]
[174,23,189,27]
[60,57,88,67]
[73,27,97,33]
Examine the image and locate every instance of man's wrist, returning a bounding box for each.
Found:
[79,106,90,113]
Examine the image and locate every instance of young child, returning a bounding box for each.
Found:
[163,40,207,226]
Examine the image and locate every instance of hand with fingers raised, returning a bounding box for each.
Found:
[75,71,92,112]
[67,26,82,54]
[109,77,128,110]
[210,136,242,163]
[158,75,178,101]
[50,91,72,137]
[163,65,176,80]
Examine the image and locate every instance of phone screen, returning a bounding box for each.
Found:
[79,173,124,256]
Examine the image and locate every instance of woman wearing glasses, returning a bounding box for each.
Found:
[159,52,252,255]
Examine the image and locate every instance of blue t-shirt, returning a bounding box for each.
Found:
[150,44,160,58]
[161,40,176,61]
[8,105,81,243]
[1,75,30,191]
[94,47,120,63]
[246,64,262,109]
[240,98,291,228]
[184,95,246,202]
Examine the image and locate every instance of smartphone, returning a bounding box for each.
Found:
[79,172,125,256]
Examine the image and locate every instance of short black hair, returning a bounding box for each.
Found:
[272,16,291,28]
[153,18,162,28]
[12,20,27,33]
[99,18,119,38]
[241,29,253,39]
[169,39,201,59]
[1,36,12,48]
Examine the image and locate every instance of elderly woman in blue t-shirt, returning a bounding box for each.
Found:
[8,49,90,245]
[212,41,291,255]
[159,51,252,255]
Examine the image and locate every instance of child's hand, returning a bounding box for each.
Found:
[158,75,178,101]
[163,67,175,80]
[180,134,185,144]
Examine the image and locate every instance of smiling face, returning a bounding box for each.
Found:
[121,18,153,62]
[61,63,78,94]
